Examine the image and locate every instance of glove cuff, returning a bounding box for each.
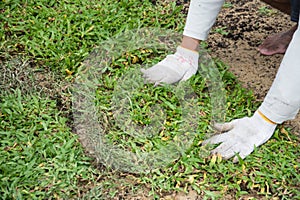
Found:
[257,110,277,125]
[177,46,199,59]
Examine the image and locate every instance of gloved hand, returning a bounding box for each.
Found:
[203,111,277,162]
[141,46,199,86]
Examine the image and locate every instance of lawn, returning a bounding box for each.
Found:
[0,0,299,199]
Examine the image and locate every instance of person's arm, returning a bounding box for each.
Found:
[182,0,225,50]
[259,22,300,123]
[141,0,225,85]
[204,23,300,162]
[183,0,225,42]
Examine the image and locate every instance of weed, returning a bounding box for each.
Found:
[258,6,276,16]
[223,2,233,8]
[213,27,229,36]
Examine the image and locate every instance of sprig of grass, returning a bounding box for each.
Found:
[258,6,276,16]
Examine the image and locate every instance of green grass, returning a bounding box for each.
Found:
[0,90,98,199]
[1,0,300,199]
[1,0,185,74]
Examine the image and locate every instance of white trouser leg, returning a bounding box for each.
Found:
[259,22,300,124]
[183,0,225,40]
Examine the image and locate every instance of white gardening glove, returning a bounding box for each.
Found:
[141,46,199,86]
[203,111,277,162]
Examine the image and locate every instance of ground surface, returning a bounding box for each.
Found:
[206,0,300,135]
[1,1,299,199]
